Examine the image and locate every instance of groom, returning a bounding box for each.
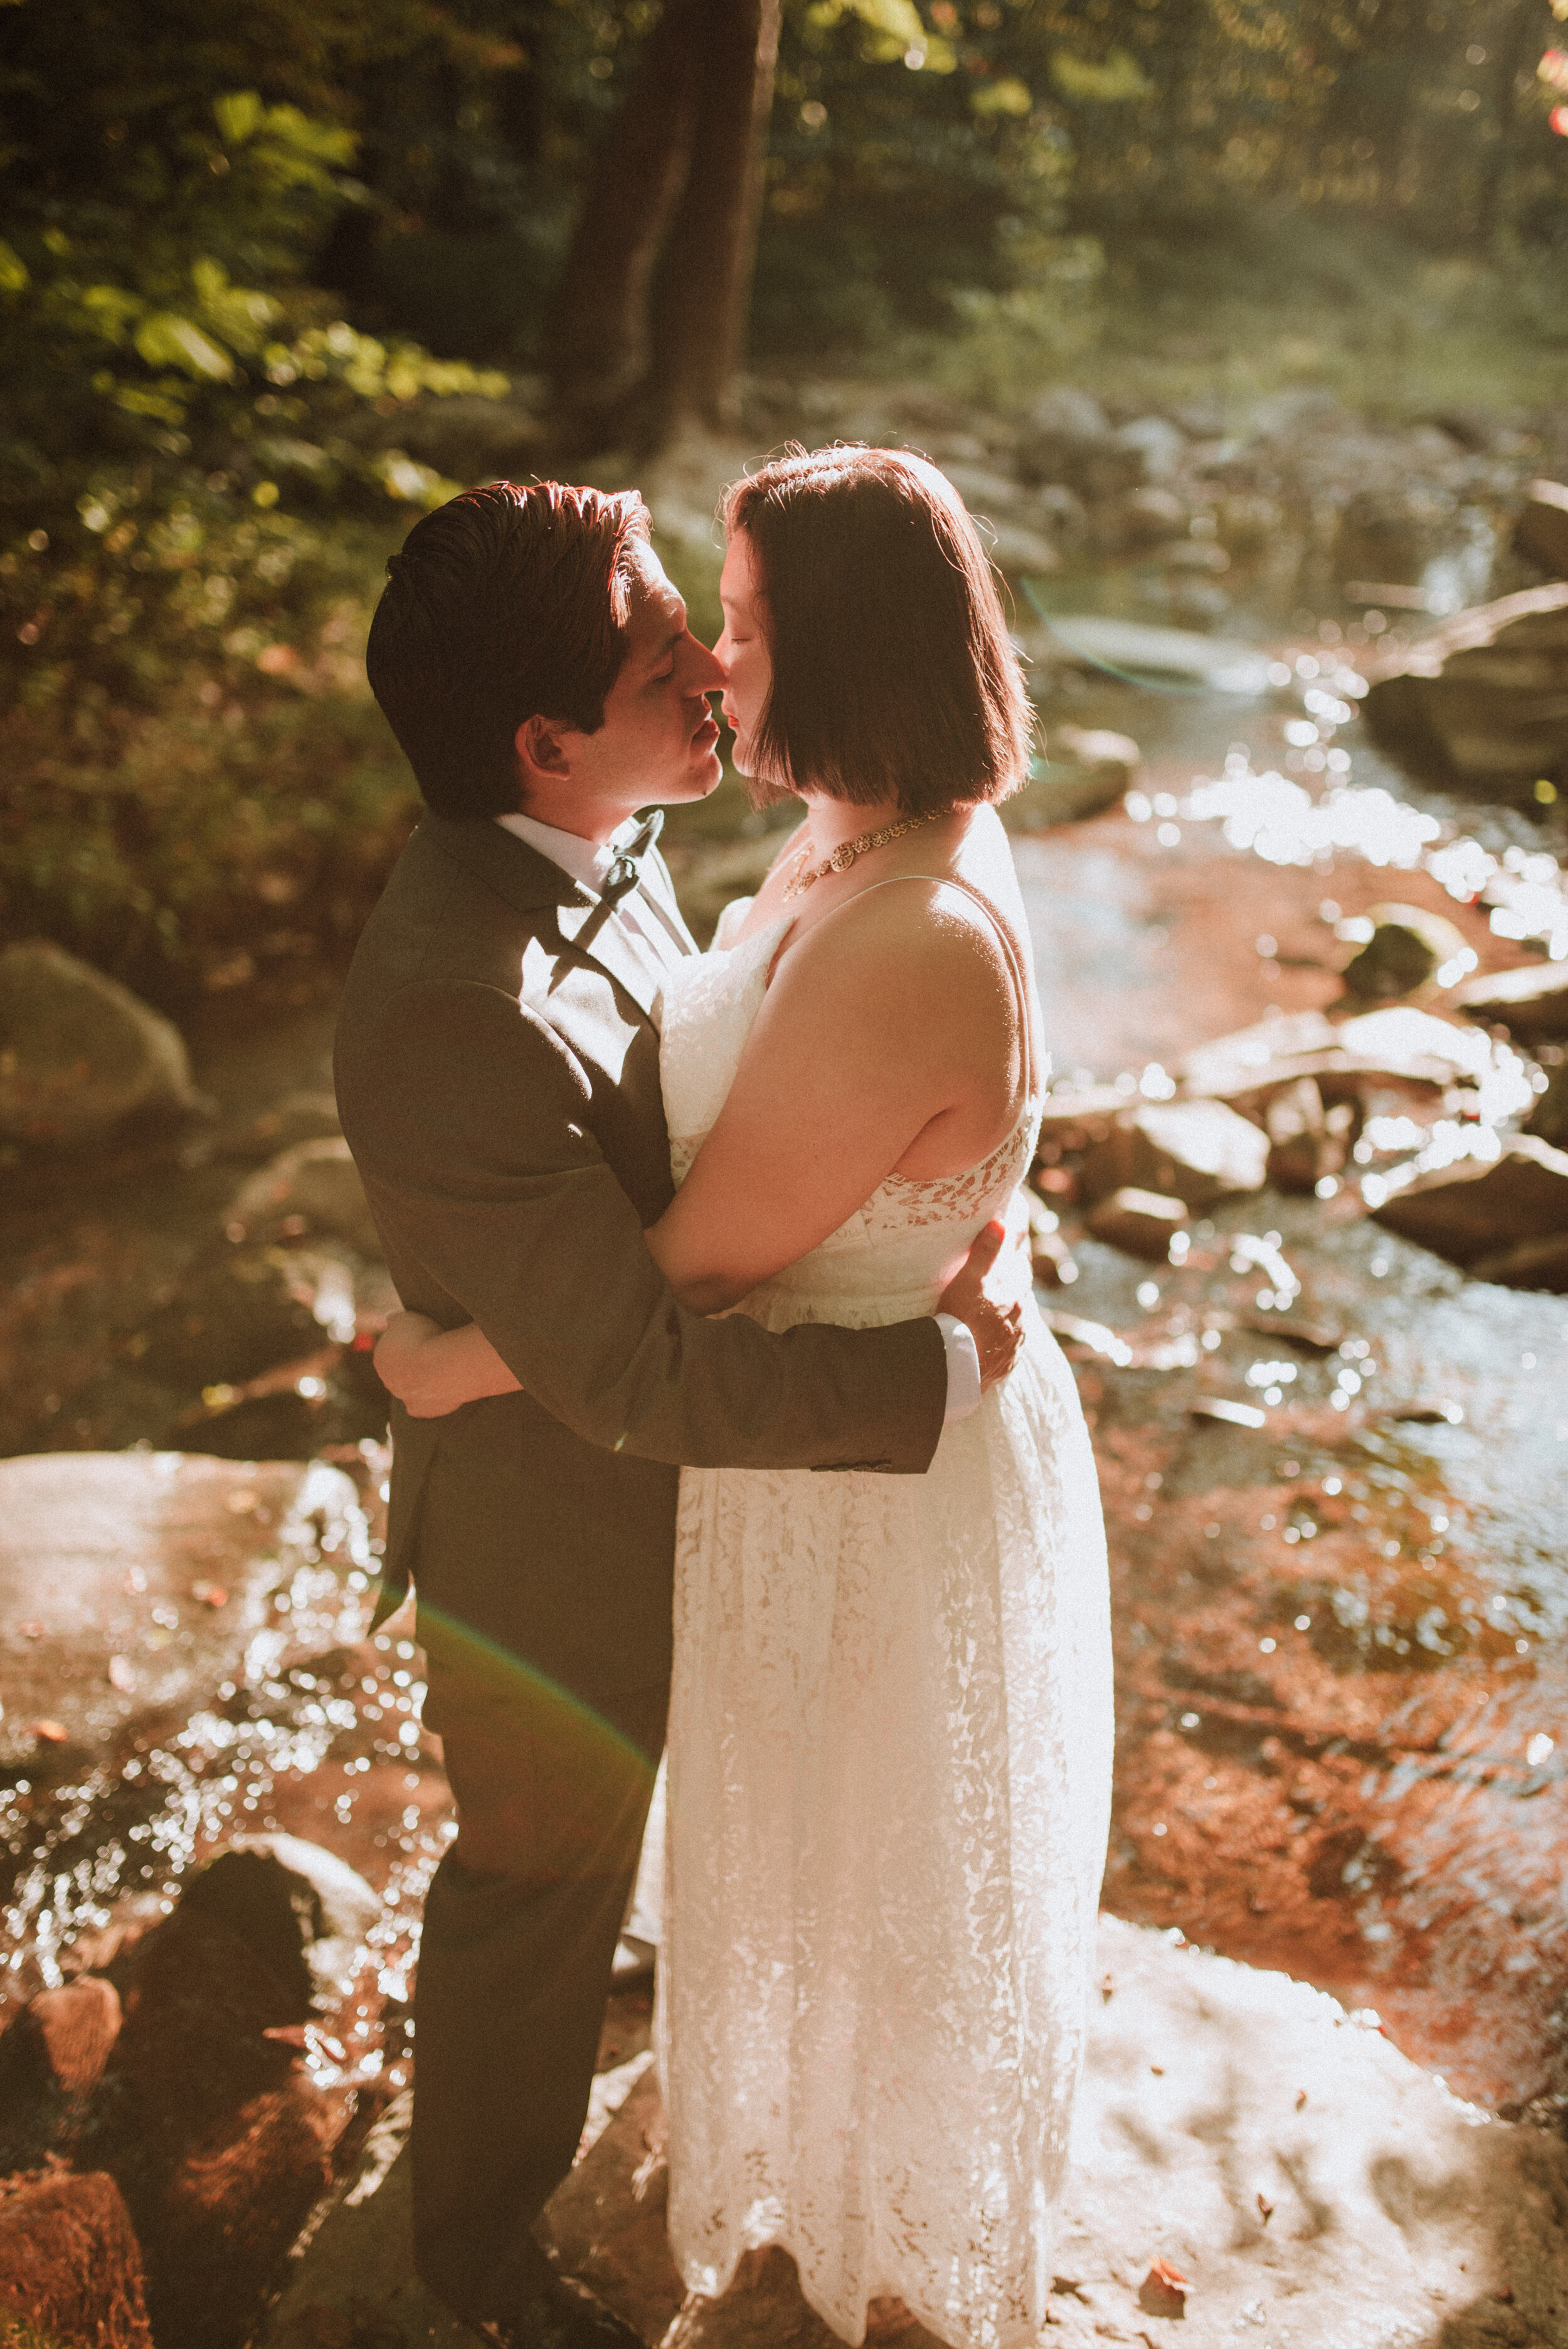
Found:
[334,481,1004,2346]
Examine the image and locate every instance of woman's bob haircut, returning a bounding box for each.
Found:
[722,444,1033,815]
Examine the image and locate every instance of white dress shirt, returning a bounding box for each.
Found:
[494,811,980,1424]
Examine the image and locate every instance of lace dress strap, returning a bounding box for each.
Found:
[846,873,1036,1105]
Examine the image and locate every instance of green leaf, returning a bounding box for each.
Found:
[1049,47,1154,103]
[213,90,263,147]
[134,312,235,381]
[0,238,28,294]
[971,76,1033,115]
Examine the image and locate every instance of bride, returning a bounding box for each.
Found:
[378,445,1113,2349]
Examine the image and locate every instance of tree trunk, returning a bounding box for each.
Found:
[641,0,782,445]
[1476,0,1533,248]
[547,0,704,444]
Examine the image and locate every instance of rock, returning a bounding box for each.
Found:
[251,2092,476,2349]
[0,1452,369,1767]
[1165,576,1231,630]
[1051,725,1142,793]
[1262,1076,1353,1192]
[1214,492,1285,551]
[1015,389,1111,487]
[1110,483,1189,546]
[1086,1187,1189,1260]
[1180,1005,1499,1104]
[1451,958,1568,1043]
[0,2167,152,2349]
[1157,538,1231,574]
[228,1137,381,1257]
[0,1978,124,2170]
[1024,386,1109,443]
[141,1242,355,1387]
[937,460,1027,516]
[1515,479,1568,578]
[1527,1059,1568,1150]
[1468,1231,1568,1291]
[1081,1100,1270,1209]
[1335,481,1458,588]
[0,941,201,1152]
[1111,414,1186,482]
[1024,1189,1079,1286]
[982,518,1060,578]
[175,1835,381,2013]
[1361,580,1568,790]
[1340,901,1472,1000]
[305,1920,1568,2349]
[215,1090,343,1165]
[1027,614,1273,696]
[1371,1133,1568,1268]
[257,2060,674,2349]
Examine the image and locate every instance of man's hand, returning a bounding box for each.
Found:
[938,1219,1024,1393]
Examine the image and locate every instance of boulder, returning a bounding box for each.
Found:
[1339,901,1472,1000]
[1112,415,1186,481]
[982,518,1061,578]
[0,1978,124,2170]
[283,1921,1568,2349]
[175,1835,381,2010]
[1262,1076,1353,1192]
[0,2167,152,2349]
[1514,478,1568,578]
[1335,481,1458,589]
[1451,958,1568,1044]
[140,1242,354,1387]
[1029,613,1273,696]
[0,941,201,1151]
[1370,1133,1568,1268]
[227,1137,381,1257]
[1086,1186,1189,1260]
[1361,580,1568,789]
[1080,1099,1270,1209]
[1015,388,1110,488]
[215,1090,342,1165]
[1110,483,1189,546]
[1527,1058,1568,1150]
[1051,725,1142,793]
[0,1452,368,1767]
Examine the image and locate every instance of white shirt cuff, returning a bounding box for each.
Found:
[936,1312,982,1424]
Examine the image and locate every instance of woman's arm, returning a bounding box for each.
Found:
[647,884,1015,1313]
[376,1310,520,1418]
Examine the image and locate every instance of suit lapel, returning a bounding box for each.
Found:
[419,812,667,1026]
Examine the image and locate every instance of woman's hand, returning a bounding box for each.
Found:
[938,1219,1024,1392]
[374,1310,521,1418]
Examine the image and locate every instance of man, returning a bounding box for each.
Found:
[334,481,1012,2346]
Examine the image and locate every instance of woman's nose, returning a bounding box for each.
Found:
[688,635,727,690]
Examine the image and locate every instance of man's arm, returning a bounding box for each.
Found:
[339,977,948,1475]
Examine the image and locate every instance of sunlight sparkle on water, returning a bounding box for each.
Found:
[1171,758,1568,959]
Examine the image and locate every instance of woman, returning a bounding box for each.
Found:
[378,447,1113,2349]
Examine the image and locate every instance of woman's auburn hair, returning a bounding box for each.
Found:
[721,444,1034,815]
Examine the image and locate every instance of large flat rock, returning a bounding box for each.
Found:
[0,1451,369,1764]
[256,1922,1568,2349]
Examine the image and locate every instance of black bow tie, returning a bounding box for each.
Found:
[600,808,664,909]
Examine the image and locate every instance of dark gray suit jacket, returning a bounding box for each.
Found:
[334,814,946,1704]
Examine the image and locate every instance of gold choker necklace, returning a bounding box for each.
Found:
[781,808,947,901]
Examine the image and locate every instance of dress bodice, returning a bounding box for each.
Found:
[659,896,1044,1321]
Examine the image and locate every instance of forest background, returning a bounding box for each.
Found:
[3,0,1566,1005]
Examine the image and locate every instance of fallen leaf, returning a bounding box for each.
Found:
[191,1582,228,1608]
[1148,2259,1188,2292]
[107,1656,135,1692]
[1100,1973,1115,2002]
[1295,2088,1308,2110]
[1149,2063,1165,2075]
[1256,2193,1274,2222]
[264,2024,309,2049]
[1493,2286,1514,2304]
[29,1720,68,1742]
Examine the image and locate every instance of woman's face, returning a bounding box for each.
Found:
[715,529,773,780]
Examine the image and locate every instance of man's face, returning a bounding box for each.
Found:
[542,542,724,822]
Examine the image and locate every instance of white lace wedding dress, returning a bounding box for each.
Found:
[654,884,1113,2349]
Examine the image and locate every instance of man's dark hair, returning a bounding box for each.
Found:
[723,445,1031,816]
[366,479,653,819]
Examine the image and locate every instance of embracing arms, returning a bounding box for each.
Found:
[338,975,953,1473]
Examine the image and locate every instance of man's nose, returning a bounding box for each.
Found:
[684,635,726,692]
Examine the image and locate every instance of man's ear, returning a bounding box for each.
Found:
[516,712,573,793]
